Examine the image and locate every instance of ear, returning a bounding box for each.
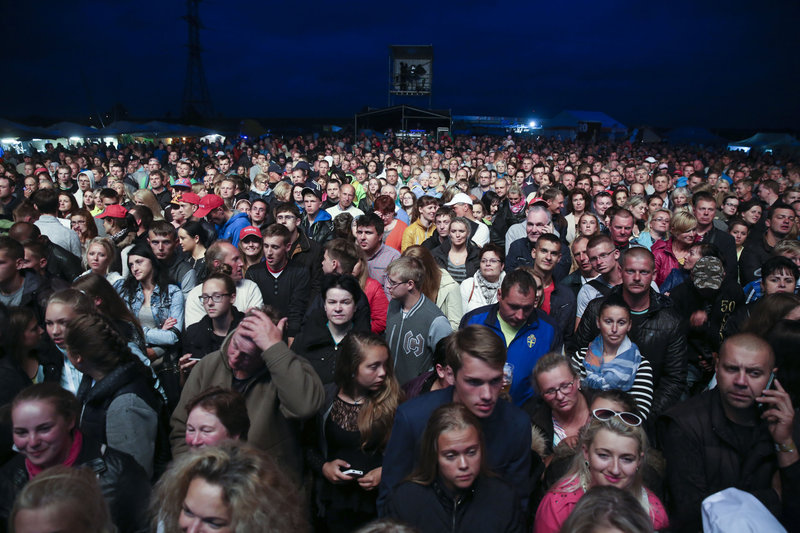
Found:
[14,258,24,271]
[582,444,590,462]
[444,365,455,386]
[435,363,447,380]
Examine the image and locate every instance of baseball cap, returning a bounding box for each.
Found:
[302,187,322,200]
[444,192,473,206]
[179,192,201,205]
[676,177,689,188]
[215,151,225,158]
[194,194,225,218]
[239,226,262,241]
[692,256,724,291]
[173,177,192,189]
[267,162,283,174]
[96,204,128,219]
[526,194,548,207]
[644,156,657,164]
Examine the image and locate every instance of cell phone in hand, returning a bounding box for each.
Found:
[757,372,776,413]
[341,468,364,477]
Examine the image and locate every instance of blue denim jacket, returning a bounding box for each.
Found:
[114,280,184,346]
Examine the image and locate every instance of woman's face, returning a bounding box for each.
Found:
[715,181,731,195]
[185,406,232,449]
[722,197,739,216]
[22,319,43,350]
[614,191,629,208]
[597,305,631,348]
[479,252,503,281]
[449,222,468,247]
[58,195,71,213]
[70,215,87,236]
[647,197,663,214]
[240,237,262,259]
[45,302,77,347]
[201,279,235,319]
[631,203,647,221]
[12,400,74,470]
[367,160,377,173]
[536,364,579,415]
[401,193,414,207]
[742,205,762,225]
[472,204,485,220]
[571,194,585,213]
[495,161,506,174]
[324,287,356,327]
[579,215,598,236]
[356,345,389,392]
[292,186,304,203]
[673,192,688,207]
[178,477,232,533]
[437,425,481,492]
[583,429,641,490]
[429,174,441,188]
[368,179,380,195]
[730,224,748,247]
[674,226,697,246]
[128,254,154,283]
[86,243,111,274]
[178,229,197,253]
[650,213,670,234]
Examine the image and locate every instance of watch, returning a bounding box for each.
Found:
[775,441,797,453]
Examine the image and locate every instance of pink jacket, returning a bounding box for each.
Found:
[652,238,680,286]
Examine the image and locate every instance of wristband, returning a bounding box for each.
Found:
[775,441,797,453]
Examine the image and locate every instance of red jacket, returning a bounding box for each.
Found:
[652,238,680,286]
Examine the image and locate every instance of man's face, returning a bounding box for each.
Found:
[148,159,160,172]
[494,179,508,197]
[572,239,593,274]
[594,196,613,217]
[694,199,716,227]
[226,330,266,378]
[716,342,773,412]
[609,215,633,244]
[150,174,163,190]
[560,173,575,190]
[179,202,198,220]
[526,210,549,243]
[356,225,381,255]
[326,182,340,201]
[218,158,231,174]
[0,178,13,200]
[767,208,796,238]
[56,168,71,185]
[534,239,561,274]
[275,211,299,234]
[77,175,91,191]
[522,158,532,173]
[546,194,564,215]
[621,255,654,297]
[478,172,491,187]
[386,170,399,185]
[0,250,22,284]
[452,202,471,218]
[339,186,355,208]
[177,163,192,178]
[435,215,451,237]
[263,236,289,269]
[451,354,504,419]
[219,181,235,199]
[497,285,536,328]
[303,194,321,216]
[588,243,619,275]
[148,232,176,260]
[250,202,267,224]
[634,169,648,184]
[355,168,368,183]
[654,176,669,193]
[734,182,750,199]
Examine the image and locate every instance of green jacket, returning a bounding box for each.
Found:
[169,335,325,482]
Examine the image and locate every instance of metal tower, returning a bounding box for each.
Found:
[181,0,213,118]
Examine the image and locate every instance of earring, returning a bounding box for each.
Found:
[584,460,589,469]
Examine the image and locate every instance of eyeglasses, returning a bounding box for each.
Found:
[724,202,739,207]
[542,379,575,398]
[592,408,642,427]
[480,258,501,265]
[199,293,231,304]
[385,277,408,289]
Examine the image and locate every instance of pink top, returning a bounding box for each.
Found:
[533,480,669,533]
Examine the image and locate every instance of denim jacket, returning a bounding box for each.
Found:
[114,280,184,347]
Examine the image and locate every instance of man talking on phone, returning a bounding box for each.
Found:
[659,333,800,531]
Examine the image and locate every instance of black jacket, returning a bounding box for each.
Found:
[300,215,334,244]
[739,232,774,285]
[293,309,372,384]
[659,390,800,532]
[570,287,687,421]
[386,477,524,533]
[546,281,577,343]
[44,239,84,282]
[0,437,151,533]
[700,226,739,286]
[245,261,310,338]
[431,239,481,280]
[184,308,244,359]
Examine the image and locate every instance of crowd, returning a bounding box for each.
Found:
[0,131,798,532]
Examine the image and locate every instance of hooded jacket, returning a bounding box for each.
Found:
[169,332,325,482]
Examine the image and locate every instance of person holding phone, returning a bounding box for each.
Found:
[659,333,800,531]
[304,332,402,533]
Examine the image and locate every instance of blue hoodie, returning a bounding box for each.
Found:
[219,211,251,246]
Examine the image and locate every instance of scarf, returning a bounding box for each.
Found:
[110,227,128,244]
[25,430,83,478]
[509,197,526,214]
[582,335,641,392]
[475,271,502,305]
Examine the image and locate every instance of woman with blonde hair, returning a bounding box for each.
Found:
[152,443,309,533]
[132,189,164,220]
[10,466,115,533]
[273,181,292,204]
[533,415,668,532]
[402,245,463,329]
[306,332,402,532]
[651,210,698,285]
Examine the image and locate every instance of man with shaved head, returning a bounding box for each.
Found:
[660,334,800,531]
[8,222,82,282]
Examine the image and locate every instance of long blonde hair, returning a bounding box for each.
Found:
[402,245,441,302]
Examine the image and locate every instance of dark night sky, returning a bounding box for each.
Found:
[3,0,798,130]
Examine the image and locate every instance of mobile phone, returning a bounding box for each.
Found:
[188,357,202,361]
[757,372,776,412]
[341,469,364,477]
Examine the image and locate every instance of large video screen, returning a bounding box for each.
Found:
[390,45,433,96]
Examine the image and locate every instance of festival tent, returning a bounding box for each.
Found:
[354,105,451,136]
[0,118,54,140]
[664,127,726,146]
[728,133,800,154]
[540,110,628,140]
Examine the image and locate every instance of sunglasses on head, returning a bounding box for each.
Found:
[592,408,642,427]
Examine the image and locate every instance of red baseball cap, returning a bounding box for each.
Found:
[179,192,201,206]
[194,194,225,218]
[96,204,128,218]
[239,226,262,241]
